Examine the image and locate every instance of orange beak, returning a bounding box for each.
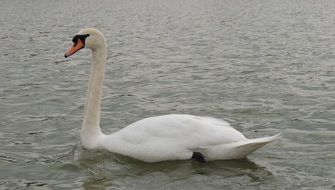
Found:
[64,39,85,58]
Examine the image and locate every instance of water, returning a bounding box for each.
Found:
[1,0,334,189]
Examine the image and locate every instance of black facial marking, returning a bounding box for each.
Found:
[191,152,206,163]
[72,34,90,44]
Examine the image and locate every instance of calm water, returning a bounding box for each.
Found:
[1,0,335,189]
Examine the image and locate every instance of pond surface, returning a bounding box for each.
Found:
[0,0,334,189]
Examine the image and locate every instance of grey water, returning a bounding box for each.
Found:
[0,0,334,189]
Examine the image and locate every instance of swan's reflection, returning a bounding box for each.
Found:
[77,149,274,190]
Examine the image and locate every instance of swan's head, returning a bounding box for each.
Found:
[64,28,106,58]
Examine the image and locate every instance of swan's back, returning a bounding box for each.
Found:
[118,114,247,145]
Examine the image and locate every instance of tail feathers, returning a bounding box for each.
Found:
[201,134,281,161]
[232,133,281,158]
[247,133,281,144]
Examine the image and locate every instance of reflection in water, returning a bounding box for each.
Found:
[193,159,273,180]
[82,177,110,190]
[77,149,274,190]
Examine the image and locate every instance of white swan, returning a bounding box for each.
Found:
[64,28,280,162]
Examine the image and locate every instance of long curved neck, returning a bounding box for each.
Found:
[81,45,107,149]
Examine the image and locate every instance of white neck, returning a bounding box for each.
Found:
[81,45,107,149]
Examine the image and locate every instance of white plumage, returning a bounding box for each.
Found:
[64,28,280,162]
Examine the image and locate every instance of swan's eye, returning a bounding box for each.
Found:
[72,34,90,44]
[72,34,90,43]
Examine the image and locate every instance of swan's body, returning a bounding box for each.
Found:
[65,28,280,162]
